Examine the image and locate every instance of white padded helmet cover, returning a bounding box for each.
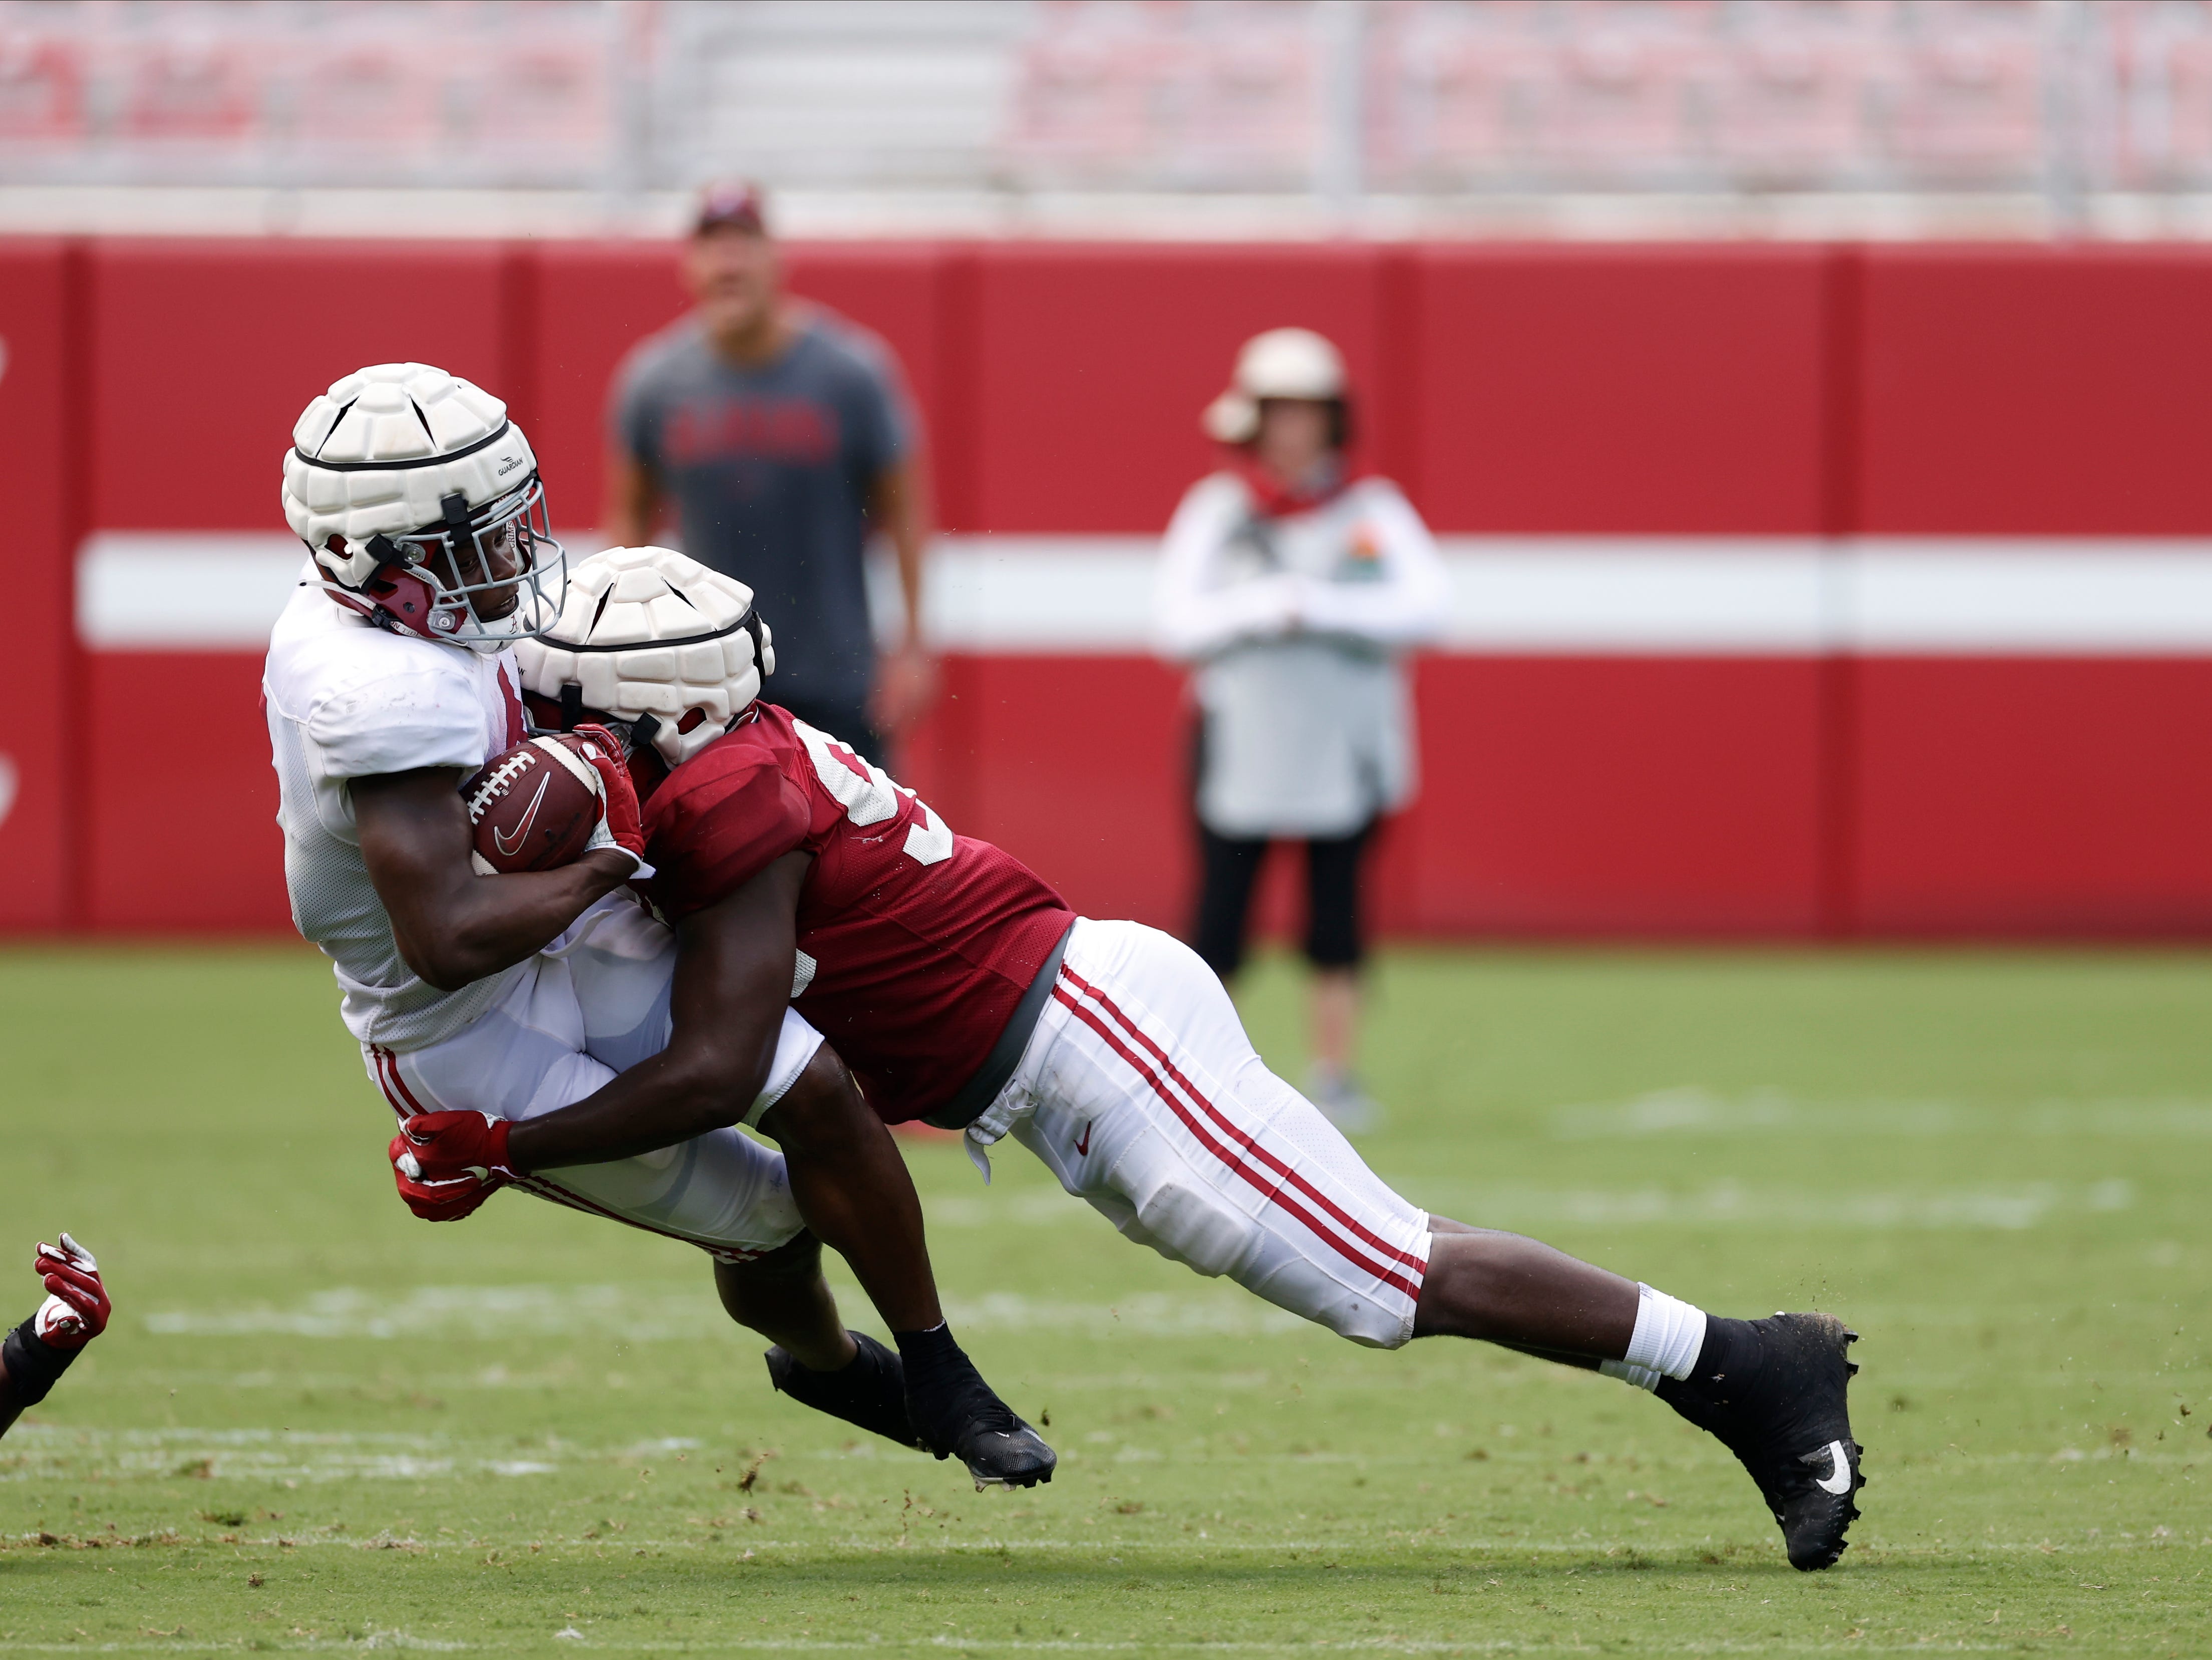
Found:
[282,362,539,586]
[514,546,775,768]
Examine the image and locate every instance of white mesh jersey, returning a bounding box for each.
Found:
[264,576,532,1050]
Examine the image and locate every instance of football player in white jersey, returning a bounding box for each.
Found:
[265,364,1051,1486]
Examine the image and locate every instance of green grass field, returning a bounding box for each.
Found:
[1,943,2206,1655]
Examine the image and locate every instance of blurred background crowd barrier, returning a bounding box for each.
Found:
[6,1,2212,945]
[8,236,2212,942]
[14,0,2212,238]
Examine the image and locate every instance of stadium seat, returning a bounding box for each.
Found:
[291,44,443,157]
[1889,30,2047,180]
[1367,22,1545,185]
[1006,3,1319,190]
[0,37,86,141]
[1532,27,1709,178]
[1708,33,1885,179]
[121,42,260,141]
[1009,35,1169,173]
[478,45,613,164]
[2123,25,2212,188]
[1182,31,1319,186]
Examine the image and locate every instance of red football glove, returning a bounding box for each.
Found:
[566,724,647,860]
[391,1159,502,1223]
[388,1112,517,1224]
[392,1158,502,1223]
[32,1234,108,1350]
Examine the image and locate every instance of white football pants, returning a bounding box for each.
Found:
[362,891,820,1262]
[1005,919,1431,1347]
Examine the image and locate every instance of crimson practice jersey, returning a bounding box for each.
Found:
[642,704,1075,1123]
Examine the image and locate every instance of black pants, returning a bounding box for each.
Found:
[1191,820,1373,980]
[771,694,886,770]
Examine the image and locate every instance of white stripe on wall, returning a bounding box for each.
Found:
[1442,539,1829,653]
[78,531,2212,656]
[1846,541,2212,653]
[79,535,315,649]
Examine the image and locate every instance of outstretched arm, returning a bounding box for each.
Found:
[354,766,637,992]
[501,851,813,1170]
[1,1236,110,1439]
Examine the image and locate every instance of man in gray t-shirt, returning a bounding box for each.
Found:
[605,183,935,763]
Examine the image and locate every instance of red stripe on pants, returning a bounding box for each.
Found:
[372,1044,434,1119]
[370,1047,759,1262]
[514,1171,765,1263]
[1048,979,1423,1303]
[1056,964,1429,1279]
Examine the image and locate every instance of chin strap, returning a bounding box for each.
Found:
[436,491,479,634]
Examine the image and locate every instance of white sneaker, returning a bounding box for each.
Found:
[1304,1067,1385,1135]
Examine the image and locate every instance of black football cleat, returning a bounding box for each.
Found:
[904,1350,1057,1491]
[1659,1311,1864,1571]
[765,1332,927,1451]
[933,1408,1053,1505]
[932,1398,1057,1492]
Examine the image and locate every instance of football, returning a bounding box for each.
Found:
[459,734,605,876]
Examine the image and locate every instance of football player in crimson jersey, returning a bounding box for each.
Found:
[0,1237,109,1438]
[398,546,1866,1572]
[271,367,1050,1488]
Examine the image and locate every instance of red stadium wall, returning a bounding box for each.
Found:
[0,241,77,930]
[7,237,2212,939]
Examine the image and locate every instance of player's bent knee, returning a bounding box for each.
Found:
[756,1045,867,1152]
[714,1230,823,1293]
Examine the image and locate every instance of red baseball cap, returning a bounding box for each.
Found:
[694,181,769,237]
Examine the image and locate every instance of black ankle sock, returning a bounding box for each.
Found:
[1674,1315,1759,1388]
[892,1322,966,1388]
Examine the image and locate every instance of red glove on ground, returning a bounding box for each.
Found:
[388,1112,517,1223]
[32,1234,108,1349]
[566,724,647,860]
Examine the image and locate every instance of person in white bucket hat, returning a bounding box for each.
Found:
[1156,328,1450,1133]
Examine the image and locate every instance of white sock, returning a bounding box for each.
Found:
[1620,1283,1707,1382]
[1599,1357,1663,1392]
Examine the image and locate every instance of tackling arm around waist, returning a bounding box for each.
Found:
[503,851,812,1171]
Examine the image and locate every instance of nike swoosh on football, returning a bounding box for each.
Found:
[1813,1440,1853,1494]
[492,775,552,858]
